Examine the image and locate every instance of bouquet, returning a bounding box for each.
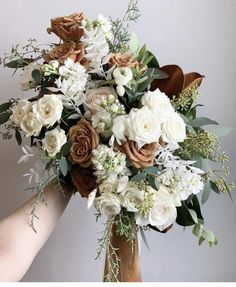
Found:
[0,0,234,282]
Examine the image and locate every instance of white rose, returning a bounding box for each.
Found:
[20,112,42,137]
[122,182,145,212]
[94,192,121,216]
[113,67,133,86]
[20,62,42,91]
[84,87,117,113]
[161,112,186,144]
[112,115,128,145]
[141,89,174,121]
[99,175,128,194]
[148,186,177,231]
[11,100,32,125]
[42,128,67,158]
[127,106,161,148]
[33,94,63,127]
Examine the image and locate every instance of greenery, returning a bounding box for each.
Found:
[109,0,141,52]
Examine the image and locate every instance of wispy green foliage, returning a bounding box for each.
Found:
[109,0,141,52]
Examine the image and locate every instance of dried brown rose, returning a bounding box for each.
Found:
[71,166,98,198]
[69,119,99,167]
[108,52,139,69]
[120,140,162,169]
[43,41,89,65]
[47,12,86,42]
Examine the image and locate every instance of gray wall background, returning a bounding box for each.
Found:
[0,0,235,282]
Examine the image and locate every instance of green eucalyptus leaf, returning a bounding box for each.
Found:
[59,157,68,177]
[210,180,220,194]
[129,32,139,54]
[202,180,212,204]
[145,51,159,68]
[31,69,42,84]
[147,175,158,191]
[0,112,10,125]
[192,223,203,237]
[130,172,147,182]
[60,141,72,156]
[137,44,147,62]
[5,58,34,68]
[189,117,219,127]
[15,129,22,145]
[207,126,233,137]
[189,209,198,223]
[0,102,12,113]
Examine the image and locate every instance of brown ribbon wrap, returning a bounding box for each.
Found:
[103,224,142,282]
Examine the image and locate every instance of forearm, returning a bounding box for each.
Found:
[0,182,72,281]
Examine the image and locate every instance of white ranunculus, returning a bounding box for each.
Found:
[127,106,161,148]
[141,89,174,121]
[42,128,67,158]
[161,112,186,144]
[20,112,42,137]
[116,84,125,97]
[122,182,145,212]
[94,192,121,216]
[84,87,117,113]
[113,67,133,86]
[33,94,63,127]
[11,100,32,125]
[112,115,128,145]
[19,62,42,91]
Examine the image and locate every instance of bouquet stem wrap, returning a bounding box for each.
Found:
[103,224,142,282]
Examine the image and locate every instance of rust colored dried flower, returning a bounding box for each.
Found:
[69,119,99,167]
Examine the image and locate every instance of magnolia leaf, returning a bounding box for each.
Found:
[0,102,12,113]
[15,129,22,146]
[0,112,10,125]
[176,204,195,226]
[189,117,219,127]
[59,157,68,177]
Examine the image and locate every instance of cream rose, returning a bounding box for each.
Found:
[94,192,121,216]
[84,87,117,113]
[161,112,186,144]
[148,186,177,231]
[135,186,177,231]
[33,94,63,127]
[122,182,145,212]
[127,106,161,148]
[141,89,174,121]
[11,100,32,125]
[20,112,42,137]
[20,62,42,91]
[42,128,67,158]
